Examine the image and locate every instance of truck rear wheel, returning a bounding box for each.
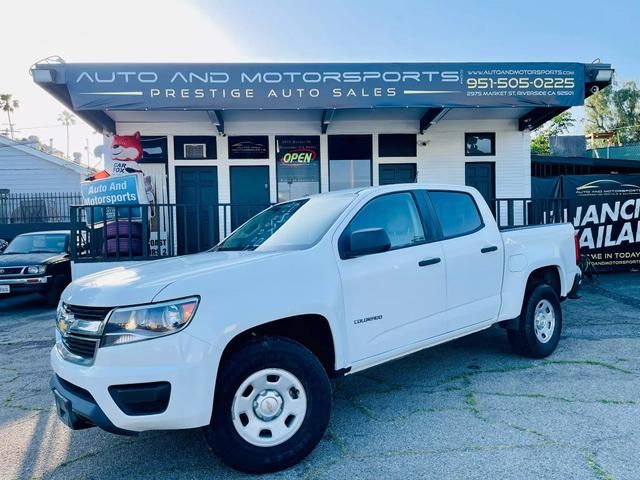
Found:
[508,283,562,358]
[204,336,332,473]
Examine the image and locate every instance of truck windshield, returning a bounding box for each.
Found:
[215,194,356,252]
[3,234,69,254]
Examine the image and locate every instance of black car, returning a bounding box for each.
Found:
[0,231,71,305]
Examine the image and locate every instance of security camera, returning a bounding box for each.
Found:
[590,85,600,94]
[418,140,429,147]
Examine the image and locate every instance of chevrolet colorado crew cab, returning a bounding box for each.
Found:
[51,184,581,473]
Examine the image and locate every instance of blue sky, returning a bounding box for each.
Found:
[3,0,639,161]
[195,0,639,81]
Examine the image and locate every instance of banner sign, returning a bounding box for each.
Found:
[565,175,640,271]
[80,173,148,224]
[61,62,586,110]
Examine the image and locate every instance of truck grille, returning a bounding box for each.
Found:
[60,304,113,361]
[62,334,99,359]
[0,267,25,276]
[65,304,113,322]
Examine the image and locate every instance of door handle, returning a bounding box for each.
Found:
[418,257,441,267]
[481,245,498,253]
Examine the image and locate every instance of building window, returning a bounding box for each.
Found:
[139,136,168,163]
[228,135,269,159]
[378,134,417,157]
[329,135,372,191]
[276,136,320,202]
[174,136,217,160]
[465,132,495,156]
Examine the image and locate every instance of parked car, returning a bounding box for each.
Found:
[50,185,581,473]
[0,231,71,305]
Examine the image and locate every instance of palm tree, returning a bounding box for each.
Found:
[0,94,19,139]
[57,110,76,159]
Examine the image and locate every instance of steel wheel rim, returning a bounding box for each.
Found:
[534,299,555,344]
[231,368,307,447]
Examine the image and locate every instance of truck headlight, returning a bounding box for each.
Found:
[102,297,199,347]
[27,265,46,275]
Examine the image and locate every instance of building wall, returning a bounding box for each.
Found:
[0,147,85,194]
[115,117,531,206]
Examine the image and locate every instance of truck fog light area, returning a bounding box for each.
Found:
[101,297,199,347]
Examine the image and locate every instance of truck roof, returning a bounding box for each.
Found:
[304,183,477,200]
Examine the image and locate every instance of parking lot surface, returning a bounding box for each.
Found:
[1,274,639,480]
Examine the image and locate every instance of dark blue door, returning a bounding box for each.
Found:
[465,162,495,213]
[230,166,270,230]
[175,167,218,255]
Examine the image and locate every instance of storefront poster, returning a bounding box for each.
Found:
[228,136,269,159]
[565,175,640,271]
[62,62,586,110]
[276,136,320,202]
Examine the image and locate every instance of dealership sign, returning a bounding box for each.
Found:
[80,173,149,224]
[566,175,640,271]
[60,62,586,110]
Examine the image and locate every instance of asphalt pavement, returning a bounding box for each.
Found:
[1,274,639,480]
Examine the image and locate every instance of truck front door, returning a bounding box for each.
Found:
[336,191,448,363]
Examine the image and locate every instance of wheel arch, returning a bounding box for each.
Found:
[217,314,340,379]
[526,265,562,298]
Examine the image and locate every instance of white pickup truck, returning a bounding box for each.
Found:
[51,184,581,473]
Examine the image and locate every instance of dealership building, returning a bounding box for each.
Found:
[31,60,613,273]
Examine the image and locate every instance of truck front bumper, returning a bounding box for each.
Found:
[0,275,50,295]
[50,374,137,435]
[50,330,219,433]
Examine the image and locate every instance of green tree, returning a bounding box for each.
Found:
[0,94,19,139]
[585,80,640,146]
[530,111,576,155]
[57,110,76,159]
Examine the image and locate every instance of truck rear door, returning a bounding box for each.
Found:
[427,190,503,330]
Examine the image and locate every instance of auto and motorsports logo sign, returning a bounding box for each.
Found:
[567,175,640,271]
[61,62,585,110]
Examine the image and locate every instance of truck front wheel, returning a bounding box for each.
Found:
[204,336,332,473]
[508,283,562,358]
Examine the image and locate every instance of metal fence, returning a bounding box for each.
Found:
[68,197,572,263]
[0,192,82,224]
[492,198,570,229]
[70,203,270,262]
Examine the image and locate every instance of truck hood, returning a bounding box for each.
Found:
[62,251,284,307]
[0,252,67,267]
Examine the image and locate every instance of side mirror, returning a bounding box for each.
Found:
[346,228,391,258]
[0,239,7,253]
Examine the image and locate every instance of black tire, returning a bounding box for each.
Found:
[204,336,332,473]
[508,283,562,358]
[44,276,68,307]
